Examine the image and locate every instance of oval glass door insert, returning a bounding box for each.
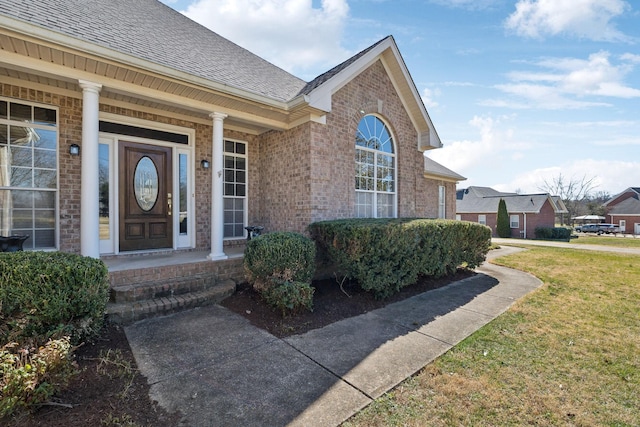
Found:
[134,156,159,211]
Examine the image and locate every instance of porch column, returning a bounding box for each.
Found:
[208,112,228,260]
[79,80,102,258]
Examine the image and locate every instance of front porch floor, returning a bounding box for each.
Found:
[103,246,245,273]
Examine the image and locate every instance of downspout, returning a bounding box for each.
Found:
[523,213,527,239]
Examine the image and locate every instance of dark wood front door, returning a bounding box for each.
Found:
[119,141,173,251]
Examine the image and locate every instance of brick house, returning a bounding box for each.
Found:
[604,187,640,235]
[0,0,464,260]
[456,186,568,238]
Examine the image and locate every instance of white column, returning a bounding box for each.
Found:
[79,80,102,258]
[208,112,228,260]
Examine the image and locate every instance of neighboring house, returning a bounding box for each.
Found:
[604,187,640,235]
[0,0,464,259]
[456,186,568,238]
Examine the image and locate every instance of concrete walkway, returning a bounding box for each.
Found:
[125,246,542,426]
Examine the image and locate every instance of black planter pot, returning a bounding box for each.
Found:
[0,235,29,252]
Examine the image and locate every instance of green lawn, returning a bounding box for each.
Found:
[343,247,640,426]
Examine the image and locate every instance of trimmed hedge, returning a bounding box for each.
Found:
[309,218,491,299]
[0,251,109,344]
[244,232,316,315]
[534,226,572,241]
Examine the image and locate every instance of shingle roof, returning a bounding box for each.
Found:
[603,187,640,207]
[457,186,559,214]
[0,0,307,102]
[608,197,640,215]
[297,36,390,96]
[423,156,465,181]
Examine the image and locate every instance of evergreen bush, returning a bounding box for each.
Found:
[0,251,110,344]
[309,218,491,299]
[534,226,572,241]
[244,232,316,315]
[496,198,511,238]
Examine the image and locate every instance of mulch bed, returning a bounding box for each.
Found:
[6,269,473,426]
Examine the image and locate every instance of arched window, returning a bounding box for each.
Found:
[355,115,396,218]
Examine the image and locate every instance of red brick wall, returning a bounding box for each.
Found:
[5,59,452,250]
[252,59,451,234]
[254,124,313,234]
[608,215,640,234]
[459,199,556,238]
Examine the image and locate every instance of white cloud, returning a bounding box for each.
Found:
[428,114,529,172]
[180,0,351,77]
[495,159,640,194]
[484,51,640,109]
[422,87,440,109]
[505,0,632,42]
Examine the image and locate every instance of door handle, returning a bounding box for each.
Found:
[167,193,172,216]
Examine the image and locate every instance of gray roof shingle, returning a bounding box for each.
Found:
[423,156,465,181]
[457,186,559,214]
[0,0,307,102]
[608,197,640,215]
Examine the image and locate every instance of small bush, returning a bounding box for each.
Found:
[261,280,315,317]
[310,218,491,299]
[534,226,572,241]
[0,337,75,419]
[244,232,315,288]
[0,251,109,344]
[244,232,316,315]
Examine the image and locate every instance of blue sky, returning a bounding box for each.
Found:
[159,0,640,196]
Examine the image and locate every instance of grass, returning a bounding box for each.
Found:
[343,247,640,426]
[570,234,640,248]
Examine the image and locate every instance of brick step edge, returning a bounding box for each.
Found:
[110,273,218,304]
[106,279,236,325]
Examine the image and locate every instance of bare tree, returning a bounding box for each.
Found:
[538,173,598,225]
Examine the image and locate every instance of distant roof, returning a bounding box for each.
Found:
[0,0,306,102]
[456,186,565,214]
[423,157,465,182]
[608,197,640,215]
[604,187,640,206]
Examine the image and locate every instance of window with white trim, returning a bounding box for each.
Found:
[438,185,446,219]
[223,140,247,238]
[0,99,58,250]
[478,214,486,225]
[510,214,520,228]
[355,115,396,218]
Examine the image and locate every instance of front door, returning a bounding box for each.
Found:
[119,141,173,251]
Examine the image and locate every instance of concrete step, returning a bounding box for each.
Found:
[110,273,218,303]
[106,279,236,325]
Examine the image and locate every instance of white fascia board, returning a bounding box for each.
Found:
[0,16,289,110]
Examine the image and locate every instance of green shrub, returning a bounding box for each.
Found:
[244,232,316,290]
[1,337,75,419]
[309,218,491,299]
[534,226,572,241]
[497,198,511,238]
[261,280,315,317]
[0,251,109,344]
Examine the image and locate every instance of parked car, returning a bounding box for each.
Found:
[597,223,620,234]
[575,224,600,233]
